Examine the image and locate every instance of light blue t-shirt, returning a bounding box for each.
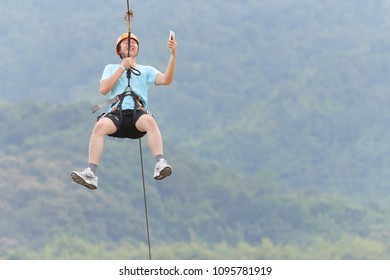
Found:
[100,64,160,111]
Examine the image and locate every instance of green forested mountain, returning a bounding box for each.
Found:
[1,0,390,259]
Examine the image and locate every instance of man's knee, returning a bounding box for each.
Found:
[93,118,117,135]
[136,114,158,132]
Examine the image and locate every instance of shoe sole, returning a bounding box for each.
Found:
[154,166,172,180]
[71,172,97,190]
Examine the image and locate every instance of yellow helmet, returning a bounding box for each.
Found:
[116,33,139,57]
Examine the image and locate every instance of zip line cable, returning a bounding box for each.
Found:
[124,0,152,260]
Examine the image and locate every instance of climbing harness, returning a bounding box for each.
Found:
[91,89,143,114]
[91,0,152,260]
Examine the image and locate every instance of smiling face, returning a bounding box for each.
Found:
[118,38,139,58]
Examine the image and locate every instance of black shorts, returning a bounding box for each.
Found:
[98,109,152,139]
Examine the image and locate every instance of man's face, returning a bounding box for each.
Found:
[119,38,139,58]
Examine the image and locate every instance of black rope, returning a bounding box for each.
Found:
[125,0,152,260]
[125,0,140,84]
[139,137,152,260]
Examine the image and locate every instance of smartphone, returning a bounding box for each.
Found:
[169,30,175,40]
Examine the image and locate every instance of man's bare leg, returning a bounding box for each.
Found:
[136,114,172,180]
[71,117,117,189]
[89,118,117,166]
[136,114,163,157]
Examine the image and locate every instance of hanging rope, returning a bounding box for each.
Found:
[139,135,152,260]
[124,0,152,260]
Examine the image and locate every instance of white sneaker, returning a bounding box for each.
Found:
[153,159,172,180]
[71,167,98,190]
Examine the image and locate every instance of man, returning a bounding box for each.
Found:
[71,32,177,190]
